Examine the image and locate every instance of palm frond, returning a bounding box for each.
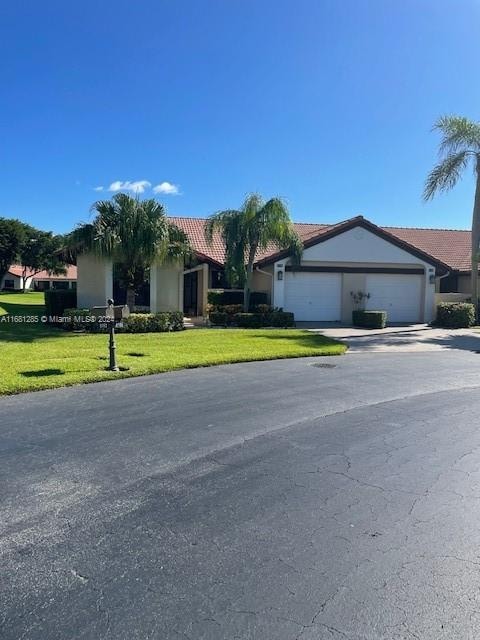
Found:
[434,115,480,154]
[423,151,470,201]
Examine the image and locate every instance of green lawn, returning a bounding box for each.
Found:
[0,291,347,395]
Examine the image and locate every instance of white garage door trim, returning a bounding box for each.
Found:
[365,273,423,323]
[284,272,342,321]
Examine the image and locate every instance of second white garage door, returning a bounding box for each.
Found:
[365,274,423,323]
[284,272,342,321]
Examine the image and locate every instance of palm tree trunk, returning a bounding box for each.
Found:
[243,246,257,312]
[126,288,136,311]
[471,161,480,319]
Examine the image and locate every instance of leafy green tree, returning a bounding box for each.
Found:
[20,231,67,291]
[424,115,480,313]
[205,193,302,311]
[66,193,191,310]
[0,218,29,286]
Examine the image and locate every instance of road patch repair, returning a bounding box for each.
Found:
[308,323,480,353]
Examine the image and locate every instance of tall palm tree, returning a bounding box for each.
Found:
[424,115,480,314]
[66,193,191,310]
[205,193,303,311]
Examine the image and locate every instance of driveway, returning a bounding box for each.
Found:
[311,323,480,352]
[2,351,480,639]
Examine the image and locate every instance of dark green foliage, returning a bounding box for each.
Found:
[352,310,387,329]
[234,313,264,328]
[60,309,185,333]
[123,312,184,333]
[0,218,29,283]
[20,231,67,286]
[62,308,93,331]
[209,310,295,328]
[435,302,475,328]
[207,290,268,309]
[208,290,244,305]
[205,194,302,311]
[250,291,269,307]
[44,289,77,318]
[208,312,230,326]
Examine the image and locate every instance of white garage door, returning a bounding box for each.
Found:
[284,272,342,321]
[365,274,423,323]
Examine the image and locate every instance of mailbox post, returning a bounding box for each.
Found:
[92,299,130,372]
[106,299,119,371]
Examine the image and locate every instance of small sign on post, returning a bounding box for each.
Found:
[91,299,130,372]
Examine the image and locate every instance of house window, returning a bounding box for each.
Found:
[3,279,14,289]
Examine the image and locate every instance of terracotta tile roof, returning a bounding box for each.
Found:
[8,264,77,279]
[384,227,472,272]
[169,216,472,273]
[169,216,330,265]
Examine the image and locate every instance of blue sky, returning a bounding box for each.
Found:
[1,0,479,234]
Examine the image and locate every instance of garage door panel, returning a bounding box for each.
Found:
[284,272,341,321]
[365,274,422,323]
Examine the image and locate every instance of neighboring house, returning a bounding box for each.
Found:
[1,265,77,291]
[77,214,472,323]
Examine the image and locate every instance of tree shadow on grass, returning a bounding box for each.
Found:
[20,368,65,378]
[0,299,66,344]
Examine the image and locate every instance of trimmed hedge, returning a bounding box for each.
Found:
[435,302,475,328]
[124,312,184,333]
[44,289,77,318]
[207,290,269,309]
[61,309,184,333]
[209,310,295,328]
[352,310,387,329]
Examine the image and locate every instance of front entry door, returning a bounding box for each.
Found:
[183,271,198,316]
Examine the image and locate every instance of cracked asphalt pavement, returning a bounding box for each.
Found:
[2,350,480,639]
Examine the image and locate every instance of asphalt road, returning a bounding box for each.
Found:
[2,350,480,639]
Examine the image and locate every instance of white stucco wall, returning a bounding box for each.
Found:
[150,262,183,312]
[272,225,438,322]
[76,254,113,309]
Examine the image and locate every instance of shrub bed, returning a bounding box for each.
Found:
[207,290,269,309]
[352,310,387,329]
[435,302,475,328]
[61,309,184,332]
[209,309,295,328]
[44,289,77,319]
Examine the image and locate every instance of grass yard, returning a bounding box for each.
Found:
[0,291,347,395]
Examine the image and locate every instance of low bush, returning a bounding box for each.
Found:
[207,290,269,309]
[209,310,295,328]
[60,309,184,333]
[435,302,475,328]
[208,312,230,326]
[62,308,94,331]
[352,309,387,329]
[208,290,244,306]
[234,313,264,328]
[124,311,184,333]
[44,289,77,319]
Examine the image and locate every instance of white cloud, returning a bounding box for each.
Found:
[153,181,180,195]
[94,186,104,192]
[108,180,151,194]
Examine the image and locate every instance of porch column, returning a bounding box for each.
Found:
[150,262,184,313]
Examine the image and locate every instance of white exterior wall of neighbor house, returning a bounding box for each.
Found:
[77,254,113,308]
[272,226,437,323]
[150,262,184,312]
[1,273,22,290]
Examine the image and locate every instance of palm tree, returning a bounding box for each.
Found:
[424,115,480,314]
[205,193,303,311]
[66,193,191,310]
